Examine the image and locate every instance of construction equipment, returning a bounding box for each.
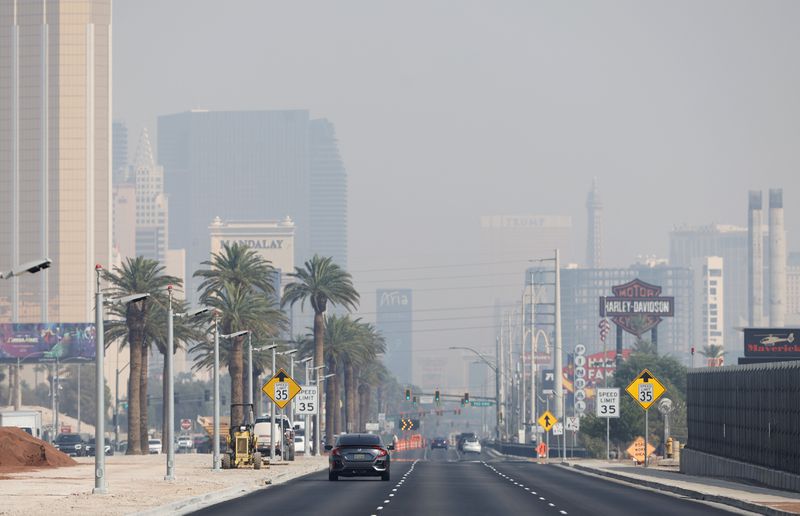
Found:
[221,403,261,470]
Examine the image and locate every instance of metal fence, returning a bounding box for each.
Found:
[687,361,800,476]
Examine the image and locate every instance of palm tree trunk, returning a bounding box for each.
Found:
[314,311,325,447]
[126,331,142,454]
[333,371,342,435]
[345,362,355,433]
[229,335,244,424]
[325,360,335,441]
[140,344,149,452]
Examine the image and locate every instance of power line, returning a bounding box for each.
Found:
[350,258,533,274]
[353,303,518,316]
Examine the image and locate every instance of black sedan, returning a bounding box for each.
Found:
[326,433,394,481]
[85,437,114,456]
[430,437,448,450]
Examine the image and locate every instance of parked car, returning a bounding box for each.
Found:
[54,433,87,456]
[177,435,193,453]
[148,438,162,454]
[326,433,394,481]
[85,437,114,456]
[294,433,306,454]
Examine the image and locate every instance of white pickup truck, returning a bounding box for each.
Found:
[254,414,295,460]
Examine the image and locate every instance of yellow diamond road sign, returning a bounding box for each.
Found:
[625,368,666,410]
[538,410,557,432]
[262,368,302,409]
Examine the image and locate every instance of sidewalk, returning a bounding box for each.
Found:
[0,453,327,515]
[564,459,800,516]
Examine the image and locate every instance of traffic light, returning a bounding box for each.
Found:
[434,389,440,404]
[412,396,418,406]
[464,392,469,403]
[405,388,411,401]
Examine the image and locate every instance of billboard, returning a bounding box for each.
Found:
[600,279,675,337]
[743,328,800,358]
[0,323,96,363]
[377,289,413,385]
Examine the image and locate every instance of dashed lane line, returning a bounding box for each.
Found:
[481,461,568,515]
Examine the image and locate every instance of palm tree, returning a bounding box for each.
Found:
[103,257,180,454]
[282,256,359,438]
[194,243,286,424]
[699,344,726,367]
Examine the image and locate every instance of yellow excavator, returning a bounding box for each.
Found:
[221,403,261,470]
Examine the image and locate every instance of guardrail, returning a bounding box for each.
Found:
[488,441,590,459]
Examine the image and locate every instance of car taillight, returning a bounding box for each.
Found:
[373,446,388,457]
[332,447,342,456]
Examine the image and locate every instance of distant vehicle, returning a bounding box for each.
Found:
[430,437,448,450]
[462,436,482,454]
[326,433,394,481]
[177,435,193,453]
[148,438,162,454]
[85,437,114,456]
[294,434,306,454]
[456,432,477,452]
[0,411,43,439]
[193,435,211,453]
[254,414,295,460]
[760,333,795,346]
[54,433,87,456]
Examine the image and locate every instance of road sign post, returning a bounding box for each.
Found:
[596,387,620,460]
[537,410,557,463]
[625,369,666,467]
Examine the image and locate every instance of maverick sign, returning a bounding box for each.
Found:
[600,279,674,337]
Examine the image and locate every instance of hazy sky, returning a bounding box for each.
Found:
[114,1,800,383]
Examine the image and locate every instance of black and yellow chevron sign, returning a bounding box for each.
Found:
[398,418,420,431]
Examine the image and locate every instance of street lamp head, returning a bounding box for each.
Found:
[281,349,298,356]
[313,365,326,370]
[323,373,335,379]
[185,306,211,318]
[300,356,313,363]
[116,293,150,305]
[8,258,52,277]
[222,330,249,339]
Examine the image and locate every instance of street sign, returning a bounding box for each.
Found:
[378,412,386,422]
[596,387,621,418]
[262,368,302,409]
[542,369,555,394]
[365,422,379,432]
[565,416,580,432]
[294,385,318,415]
[399,418,420,431]
[626,436,655,463]
[470,400,494,407]
[537,410,557,432]
[552,422,564,436]
[625,368,666,410]
[420,395,434,405]
[180,418,192,431]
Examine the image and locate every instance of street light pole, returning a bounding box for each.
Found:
[271,343,276,462]
[554,248,565,463]
[213,315,221,472]
[93,265,107,494]
[247,333,253,407]
[164,298,210,481]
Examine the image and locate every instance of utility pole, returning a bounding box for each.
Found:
[93,265,107,494]
[212,315,220,472]
[554,248,565,462]
[495,336,501,442]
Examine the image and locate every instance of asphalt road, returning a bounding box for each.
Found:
[191,447,737,516]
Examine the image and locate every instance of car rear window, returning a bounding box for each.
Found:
[58,434,81,443]
[337,434,381,446]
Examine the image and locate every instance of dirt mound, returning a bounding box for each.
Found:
[0,427,76,470]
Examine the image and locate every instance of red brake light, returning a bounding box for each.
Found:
[332,447,341,456]
[373,446,388,457]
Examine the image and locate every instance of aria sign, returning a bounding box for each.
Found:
[599,279,674,337]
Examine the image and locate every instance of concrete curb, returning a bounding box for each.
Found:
[131,461,328,516]
[564,463,796,516]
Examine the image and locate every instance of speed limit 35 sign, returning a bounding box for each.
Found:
[262,368,301,409]
[596,387,620,418]
[294,385,318,415]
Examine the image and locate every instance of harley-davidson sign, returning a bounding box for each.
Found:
[599,279,674,337]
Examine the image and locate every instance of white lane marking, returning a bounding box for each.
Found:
[392,488,397,492]
[389,494,395,497]
[539,497,546,500]
[549,503,555,507]
[384,500,390,503]
[560,511,568,515]
[377,507,383,511]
